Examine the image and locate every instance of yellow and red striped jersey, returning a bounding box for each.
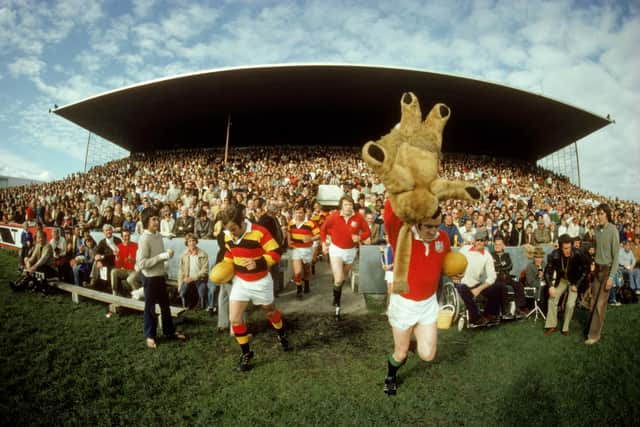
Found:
[288,219,320,248]
[223,220,281,281]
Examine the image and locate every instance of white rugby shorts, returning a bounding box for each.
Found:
[387,293,439,331]
[230,274,274,305]
[329,244,357,264]
[291,247,313,264]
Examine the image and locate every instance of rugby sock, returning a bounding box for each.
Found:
[387,354,406,378]
[294,273,303,294]
[268,310,284,337]
[232,323,251,354]
[333,283,343,306]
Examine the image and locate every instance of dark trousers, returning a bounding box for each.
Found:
[496,279,527,309]
[143,274,175,339]
[456,283,503,322]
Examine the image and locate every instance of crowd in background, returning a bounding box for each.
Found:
[1,146,638,248]
[3,145,640,316]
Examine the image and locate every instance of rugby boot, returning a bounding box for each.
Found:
[335,305,341,321]
[236,351,254,372]
[277,335,290,352]
[383,376,398,396]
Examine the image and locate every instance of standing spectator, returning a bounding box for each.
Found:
[257,202,285,297]
[177,233,210,309]
[320,196,370,320]
[585,203,619,345]
[135,207,185,349]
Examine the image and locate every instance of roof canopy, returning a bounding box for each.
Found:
[54,64,610,161]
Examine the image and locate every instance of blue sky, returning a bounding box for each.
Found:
[1,0,638,201]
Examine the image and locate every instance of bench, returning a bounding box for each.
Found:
[47,277,185,327]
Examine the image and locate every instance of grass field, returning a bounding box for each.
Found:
[1,248,638,427]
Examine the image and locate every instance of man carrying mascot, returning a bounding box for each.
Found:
[361,92,480,395]
[382,199,451,395]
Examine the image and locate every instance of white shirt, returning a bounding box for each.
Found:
[459,245,497,288]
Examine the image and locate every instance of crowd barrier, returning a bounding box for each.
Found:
[2,223,550,293]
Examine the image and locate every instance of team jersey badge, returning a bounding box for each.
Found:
[435,241,444,253]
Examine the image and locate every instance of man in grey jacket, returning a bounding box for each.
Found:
[136,207,185,349]
[585,203,619,345]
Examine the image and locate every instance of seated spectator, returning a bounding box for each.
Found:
[110,229,140,297]
[617,240,638,295]
[177,233,210,309]
[24,230,57,278]
[160,207,176,238]
[524,246,548,313]
[173,206,194,237]
[72,236,96,286]
[19,221,33,268]
[89,224,122,289]
[194,209,213,240]
[84,206,103,231]
[457,230,501,326]
[534,217,552,244]
[491,236,528,317]
[122,211,136,233]
[509,219,525,246]
[524,224,536,245]
[438,213,463,247]
[364,212,383,245]
[459,218,476,246]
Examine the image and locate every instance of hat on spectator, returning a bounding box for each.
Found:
[474,230,488,241]
[533,246,545,258]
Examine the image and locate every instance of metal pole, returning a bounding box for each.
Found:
[224,113,231,166]
[83,132,91,172]
[574,142,581,188]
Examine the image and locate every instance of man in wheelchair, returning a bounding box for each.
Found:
[10,230,57,292]
[491,236,529,319]
[457,230,501,327]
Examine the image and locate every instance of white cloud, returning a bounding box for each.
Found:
[7,56,46,78]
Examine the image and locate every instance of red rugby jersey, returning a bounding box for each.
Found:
[320,211,370,249]
[384,199,450,301]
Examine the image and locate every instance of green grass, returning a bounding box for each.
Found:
[1,248,638,426]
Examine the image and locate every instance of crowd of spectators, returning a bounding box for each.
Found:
[2,146,639,291]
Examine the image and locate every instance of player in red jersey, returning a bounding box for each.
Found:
[382,199,450,396]
[320,196,370,319]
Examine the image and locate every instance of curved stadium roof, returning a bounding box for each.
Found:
[53,63,611,162]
